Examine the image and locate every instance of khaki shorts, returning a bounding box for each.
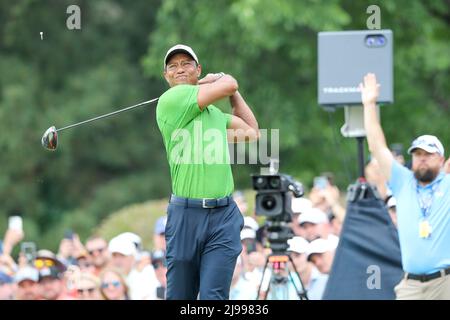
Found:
[395,273,450,300]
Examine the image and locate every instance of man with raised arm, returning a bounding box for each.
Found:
[360,73,449,299]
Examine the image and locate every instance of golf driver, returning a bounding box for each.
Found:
[41,97,159,151]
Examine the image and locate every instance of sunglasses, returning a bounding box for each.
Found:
[34,259,55,269]
[77,287,96,294]
[88,247,106,255]
[101,281,121,289]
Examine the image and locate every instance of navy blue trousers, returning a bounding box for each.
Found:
[165,199,244,300]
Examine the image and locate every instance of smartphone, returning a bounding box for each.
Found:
[8,216,23,231]
[21,242,36,266]
[314,176,329,190]
[156,286,166,299]
[245,239,257,254]
[390,143,403,157]
[64,229,74,240]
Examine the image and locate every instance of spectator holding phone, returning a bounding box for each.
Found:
[309,175,346,236]
[2,216,24,257]
[85,235,110,276]
[151,250,167,300]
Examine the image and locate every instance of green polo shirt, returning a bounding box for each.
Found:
[156,84,234,198]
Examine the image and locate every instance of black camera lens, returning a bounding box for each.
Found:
[254,176,267,189]
[262,195,277,210]
[269,177,281,189]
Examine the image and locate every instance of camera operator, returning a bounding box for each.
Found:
[309,180,346,238]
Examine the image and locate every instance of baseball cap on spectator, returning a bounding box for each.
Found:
[291,197,312,214]
[108,235,138,257]
[14,266,39,283]
[287,236,309,254]
[154,216,167,235]
[298,208,329,225]
[164,44,199,69]
[407,135,444,156]
[240,228,256,241]
[0,270,13,284]
[306,238,333,261]
[35,249,59,262]
[243,216,259,231]
[115,232,142,251]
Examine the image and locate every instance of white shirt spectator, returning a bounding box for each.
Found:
[127,264,160,300]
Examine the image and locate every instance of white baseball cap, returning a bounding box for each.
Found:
[164,44,199,69]
[306,238,332,261]
[108,235,138,257]
[407,135,444,156]
[14,266,39,283]
[240,228,256,240]
[298,208,329,225]
[287,236,309,254]
[291,197,312,214]
[243,216,259,231]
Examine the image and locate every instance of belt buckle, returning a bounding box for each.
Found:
[202,198,215,209]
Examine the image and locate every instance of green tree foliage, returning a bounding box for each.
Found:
[0,0,167,249]
[0,0,448,250]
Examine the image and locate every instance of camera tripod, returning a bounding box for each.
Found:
[256,252,308,300]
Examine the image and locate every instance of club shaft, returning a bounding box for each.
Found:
[56,98,159,132]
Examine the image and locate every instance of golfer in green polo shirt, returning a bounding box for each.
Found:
[156,44,259,300]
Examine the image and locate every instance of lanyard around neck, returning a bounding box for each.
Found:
[416,181,440,219]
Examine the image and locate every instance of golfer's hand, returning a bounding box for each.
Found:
[198,73,224,84]
[359,73,380,106]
